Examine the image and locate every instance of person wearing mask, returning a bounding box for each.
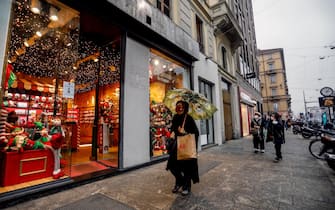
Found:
[267,112,285,162]
[250,112,264,153]
[166,100,199,196]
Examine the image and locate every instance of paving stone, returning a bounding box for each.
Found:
[4,132,335,210]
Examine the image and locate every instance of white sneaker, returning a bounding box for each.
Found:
[260,150,265,153]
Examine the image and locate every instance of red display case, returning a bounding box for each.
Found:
[0,149,54,186]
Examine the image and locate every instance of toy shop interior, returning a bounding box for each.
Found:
[0,0,121,193]
[149,49,187,157]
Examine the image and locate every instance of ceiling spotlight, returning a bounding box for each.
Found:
[66,42,72,47]
[169,68,173,71]
[163,65,167,68]
[94,58,99,62]
[49,6,59,21]
[154,59,159,66]
[24,41,29,47]
[73,66,77,70]
[30,0,41,14]
[36,31,42,37]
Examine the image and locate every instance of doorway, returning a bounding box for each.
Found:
[199,78,215,145]
[223,89,233,140]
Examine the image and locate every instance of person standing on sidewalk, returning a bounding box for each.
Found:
[267,112,285,162]
[166,101,199,196]
[250,112,264,153]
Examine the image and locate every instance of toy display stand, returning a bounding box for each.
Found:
[0,149,54,186]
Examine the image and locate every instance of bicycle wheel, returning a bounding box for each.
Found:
[309,139,326,160]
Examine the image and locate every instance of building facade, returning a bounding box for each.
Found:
[0,0,228,203]
[227,0,262,137]
[258,48,291,117]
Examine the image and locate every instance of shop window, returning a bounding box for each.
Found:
[1,0,121,191]
[157,0,170,17]
[199,79,214,145]
[149,49,187,157]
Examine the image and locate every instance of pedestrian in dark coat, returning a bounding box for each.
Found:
[267,112,285,162]
[166,100,199,196]
[250,112,264,153]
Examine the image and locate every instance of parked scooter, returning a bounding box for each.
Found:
[301,126,321,139]
[292,120,304,135]
[309,130,335,172]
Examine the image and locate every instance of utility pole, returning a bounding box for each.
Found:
[303,90,308,120]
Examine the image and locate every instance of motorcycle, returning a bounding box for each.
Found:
[301,126,321,139]
[292,121,304,134]
[309,130,335,172]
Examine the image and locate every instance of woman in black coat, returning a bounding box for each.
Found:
[267,112,285,162]
[166,100,199,196]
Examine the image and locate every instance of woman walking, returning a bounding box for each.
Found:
[166,100,199,196]
[267,112,285,162]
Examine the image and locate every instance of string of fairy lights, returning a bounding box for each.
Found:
[8,0,121,94]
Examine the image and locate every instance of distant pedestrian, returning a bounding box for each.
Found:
[250,112,264,153]
[267,112,285,162]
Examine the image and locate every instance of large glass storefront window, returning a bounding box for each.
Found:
[1,0,121,192]
[149,49,188,157]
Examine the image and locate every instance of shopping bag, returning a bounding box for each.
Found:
[177,134,197,160]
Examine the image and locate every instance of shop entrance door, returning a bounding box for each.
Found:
[223,90,233,140]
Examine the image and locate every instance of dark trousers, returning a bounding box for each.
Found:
[182,163,192,191]
[169,164,185,187]
[274,143,282,159]
[253,135,264,150]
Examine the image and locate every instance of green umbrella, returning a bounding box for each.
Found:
[163,88,217,120]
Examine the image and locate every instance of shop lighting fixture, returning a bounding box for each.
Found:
[30,0,41,14]
[154,59,159,66]
[94,58,99,62]
[36,31,42,37]
[163,65,166,68]
[73,66,77,70]
[24,41,30,47]
[169,68,173,71]
[66,43,72,47]
[49,6,59,21]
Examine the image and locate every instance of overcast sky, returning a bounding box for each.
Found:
[252,0,335,116]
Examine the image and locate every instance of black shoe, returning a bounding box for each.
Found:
[172,185,181,193]
[273,157,281,163]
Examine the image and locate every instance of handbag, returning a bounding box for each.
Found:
[177,134,197,160]
[177,115,197,160]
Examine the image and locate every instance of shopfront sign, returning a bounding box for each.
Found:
[319,96,335,107]
[63,81,75,99]
[246,72,256,79]
[240,91,256,106]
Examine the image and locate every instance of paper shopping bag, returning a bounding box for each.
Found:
[177,134,197,160]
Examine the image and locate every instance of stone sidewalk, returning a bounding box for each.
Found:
[4,132,335,210]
